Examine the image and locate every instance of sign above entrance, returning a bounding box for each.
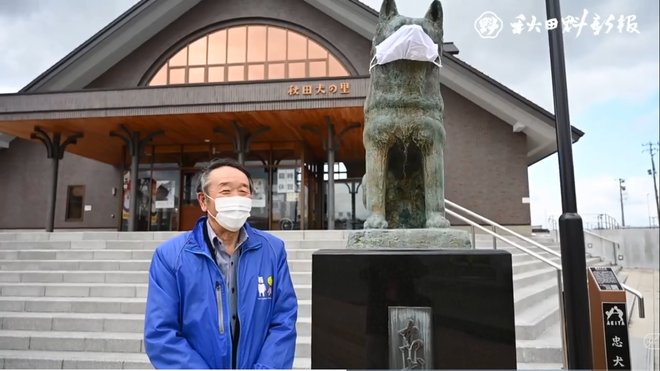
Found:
[287,82,350,96]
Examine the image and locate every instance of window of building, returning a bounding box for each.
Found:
[148,25,350,86]
[323,162,348,180]
[65,185,85,221]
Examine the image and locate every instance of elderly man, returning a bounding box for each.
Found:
[144,157,298,369]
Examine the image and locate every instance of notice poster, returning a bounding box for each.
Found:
[276,169,296,194]
[252,178,266,208]
[122,172,130,220]
[154,180,175,209]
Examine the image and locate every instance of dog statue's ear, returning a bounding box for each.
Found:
[424,0,443,27]
[379,0,398,23]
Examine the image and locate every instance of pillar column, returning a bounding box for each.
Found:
[214,121,271,164]
[346,182,362,229]
[302,117,360,230]
[110,124,163,232]
[30,127,84,232]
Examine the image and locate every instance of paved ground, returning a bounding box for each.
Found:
[622,269,658,371]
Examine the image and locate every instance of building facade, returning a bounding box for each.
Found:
[0,0,584,233]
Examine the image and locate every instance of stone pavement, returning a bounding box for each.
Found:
[621,269,658,370]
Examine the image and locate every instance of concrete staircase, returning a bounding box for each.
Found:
[0,230,616,369]
[472,234,619,368]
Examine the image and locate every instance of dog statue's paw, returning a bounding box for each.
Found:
[364,214,388,229]
[426,212,450,229]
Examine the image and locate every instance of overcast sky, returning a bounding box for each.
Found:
[358,0,660,229]
[1,0,658,228]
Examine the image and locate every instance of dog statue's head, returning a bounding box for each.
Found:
[372,0,444,56]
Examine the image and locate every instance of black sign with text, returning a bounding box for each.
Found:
[590,266,623,291]
[602,302,631,370]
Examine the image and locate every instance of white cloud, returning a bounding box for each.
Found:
[515,59,660,114]
[531,171,660,228]
[360,0,659,231]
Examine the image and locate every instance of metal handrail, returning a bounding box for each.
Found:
[584,229,620,245]
[446,201,647,367]
[621,283,646,319]
[584,229,622,268]
[446,199,561,258]
[444,208,568,368]
[445,209,561,270]
[447,200,644,317]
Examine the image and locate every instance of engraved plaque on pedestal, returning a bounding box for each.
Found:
[388,306,433,370]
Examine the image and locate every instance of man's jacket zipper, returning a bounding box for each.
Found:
[215,281,225,334]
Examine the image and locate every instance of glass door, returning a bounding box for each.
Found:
[247,166,270,230]
[180,170,204,231]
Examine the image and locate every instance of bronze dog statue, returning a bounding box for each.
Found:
[362,0,450,230]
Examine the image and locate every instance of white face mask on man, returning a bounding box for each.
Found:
[369,24,442,71]
[204,195,252,232]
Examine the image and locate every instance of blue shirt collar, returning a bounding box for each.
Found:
[206,220,248,253]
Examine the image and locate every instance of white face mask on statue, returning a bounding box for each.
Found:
[369,24,442,72]
[205,195,252,232]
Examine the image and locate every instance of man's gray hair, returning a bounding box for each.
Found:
[196,157,254,195]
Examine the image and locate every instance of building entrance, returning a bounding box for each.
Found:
[175,165,302,231]
[119,141,337,232]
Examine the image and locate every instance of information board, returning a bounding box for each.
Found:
[590,266,623,291]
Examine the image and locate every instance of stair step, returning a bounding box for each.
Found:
[0,330,312,360]
[0,249,322,261]
[0,231,623,370]
[515,295,560,340]
[516,363,564,369]
[0,240,346,250]
[514,278,558,316]
[517,323,563,364]
[0,270,312,285]
[0,297,312,317]
[0,259,312,272]
[0,283,312,300]
[0,312,312,337]
[0,349,311,369]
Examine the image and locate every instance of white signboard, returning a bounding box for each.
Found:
[154,180,175,209]
[276,169,296,194]
[251,178,266,208]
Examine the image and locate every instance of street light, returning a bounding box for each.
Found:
[544,0,593,369]
[618,178,626,227]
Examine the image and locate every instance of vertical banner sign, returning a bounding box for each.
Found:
[602,302,631,370]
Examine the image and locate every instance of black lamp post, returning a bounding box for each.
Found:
[544,0,594,369]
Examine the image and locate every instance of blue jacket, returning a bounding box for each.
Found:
[144,217,298,369]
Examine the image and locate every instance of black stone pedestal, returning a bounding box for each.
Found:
[311,249,517,369]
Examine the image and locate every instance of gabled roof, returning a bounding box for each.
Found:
[340,0,583,140]
[14,0,583,165]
